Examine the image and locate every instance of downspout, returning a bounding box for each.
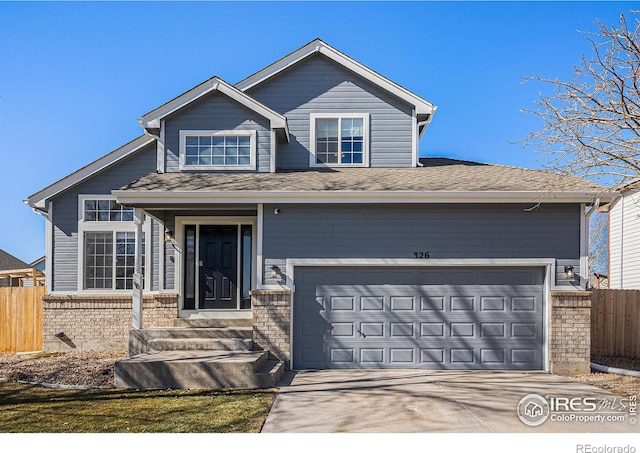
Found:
[583,198,600,287]
[415,114,434,167]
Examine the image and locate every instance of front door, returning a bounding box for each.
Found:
[199,226,238,309]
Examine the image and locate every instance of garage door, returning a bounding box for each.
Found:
[293,267,545,370]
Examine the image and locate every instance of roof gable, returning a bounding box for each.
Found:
[138,77,289,137]
[235,39,436,118]
[26,135,155,210]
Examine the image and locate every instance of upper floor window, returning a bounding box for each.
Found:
[310,114,369,167]
[179,130,256,170]
[84,199,133,221]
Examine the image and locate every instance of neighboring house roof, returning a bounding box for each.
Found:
[114,158,615,205]
[138,76,289,139]
[29,256,46,272]
[236,38,436,121]
[26,135,155,210]
[615,178,640,193]
[0,249,30,271]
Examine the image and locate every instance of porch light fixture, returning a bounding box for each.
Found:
[564,266,575,279]
[165,230,174,241]
[270,265,281,278]
[274,208,280,215]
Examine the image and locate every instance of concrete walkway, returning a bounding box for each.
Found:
[261,370,639,433]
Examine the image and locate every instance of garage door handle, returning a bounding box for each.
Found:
[357,328,366,338]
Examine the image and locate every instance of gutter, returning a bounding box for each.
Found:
[27,202,49,220]
[113,189,616,205]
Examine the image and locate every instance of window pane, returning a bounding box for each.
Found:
[185,136,198,145]
[184,225,196,309]
[241,226,252,309]
[185,135,251,166]
[84,232,113,289]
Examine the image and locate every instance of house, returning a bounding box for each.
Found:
[608,180,640,288]
[26,39,614,387]
[0,248,43,287]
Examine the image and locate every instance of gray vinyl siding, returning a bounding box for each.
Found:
[262,203,582,286]
[50,143,158,292]
[247,55,414,169]
[163,92,271,173]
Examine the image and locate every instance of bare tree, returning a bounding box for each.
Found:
[522,11,640,186]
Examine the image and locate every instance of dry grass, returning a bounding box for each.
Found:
[0,382,276,433]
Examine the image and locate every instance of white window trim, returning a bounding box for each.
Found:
[77,195,151,293]
[309,113,370,168]
[179,130,257,171]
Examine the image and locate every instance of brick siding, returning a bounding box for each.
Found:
[41,294,178,351]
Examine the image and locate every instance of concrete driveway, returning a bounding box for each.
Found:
[261,370,638,433]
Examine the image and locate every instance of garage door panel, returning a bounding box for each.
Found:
[293,267,545,370]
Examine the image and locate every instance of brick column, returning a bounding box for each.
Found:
[550,291,591,376]
[251,289,291,365]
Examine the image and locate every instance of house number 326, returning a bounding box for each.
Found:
[414,251,430,259]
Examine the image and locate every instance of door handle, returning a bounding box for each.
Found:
[198,260,203,267]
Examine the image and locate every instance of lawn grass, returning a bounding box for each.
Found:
[0,382,276,433]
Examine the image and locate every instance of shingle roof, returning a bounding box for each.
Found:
[120,158,609,194]
[0,249,30,271]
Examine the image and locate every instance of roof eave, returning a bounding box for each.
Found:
[139,77,289,138]
[113,189,616,206]
[26,135,156,210]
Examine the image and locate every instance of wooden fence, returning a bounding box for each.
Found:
[0,286,44,353]
[591,289,640,358]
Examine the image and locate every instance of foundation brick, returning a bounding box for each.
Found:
[42,294,178,352]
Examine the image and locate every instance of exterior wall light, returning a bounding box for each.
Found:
[270,265,281,278]
[165,230,174,241]
[564,266,575,279]
[274,208,280,215]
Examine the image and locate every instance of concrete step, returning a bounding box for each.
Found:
[255,359,285,388]
[129,327,252,355]
[114,350,279,389]
[173,318,253,328]
[147,338,253,352]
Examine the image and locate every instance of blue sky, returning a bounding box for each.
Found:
[0,1,632,263]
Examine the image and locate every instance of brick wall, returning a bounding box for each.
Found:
[550,291,591,376]
[42,294,178,351]
[251,289,291,365]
